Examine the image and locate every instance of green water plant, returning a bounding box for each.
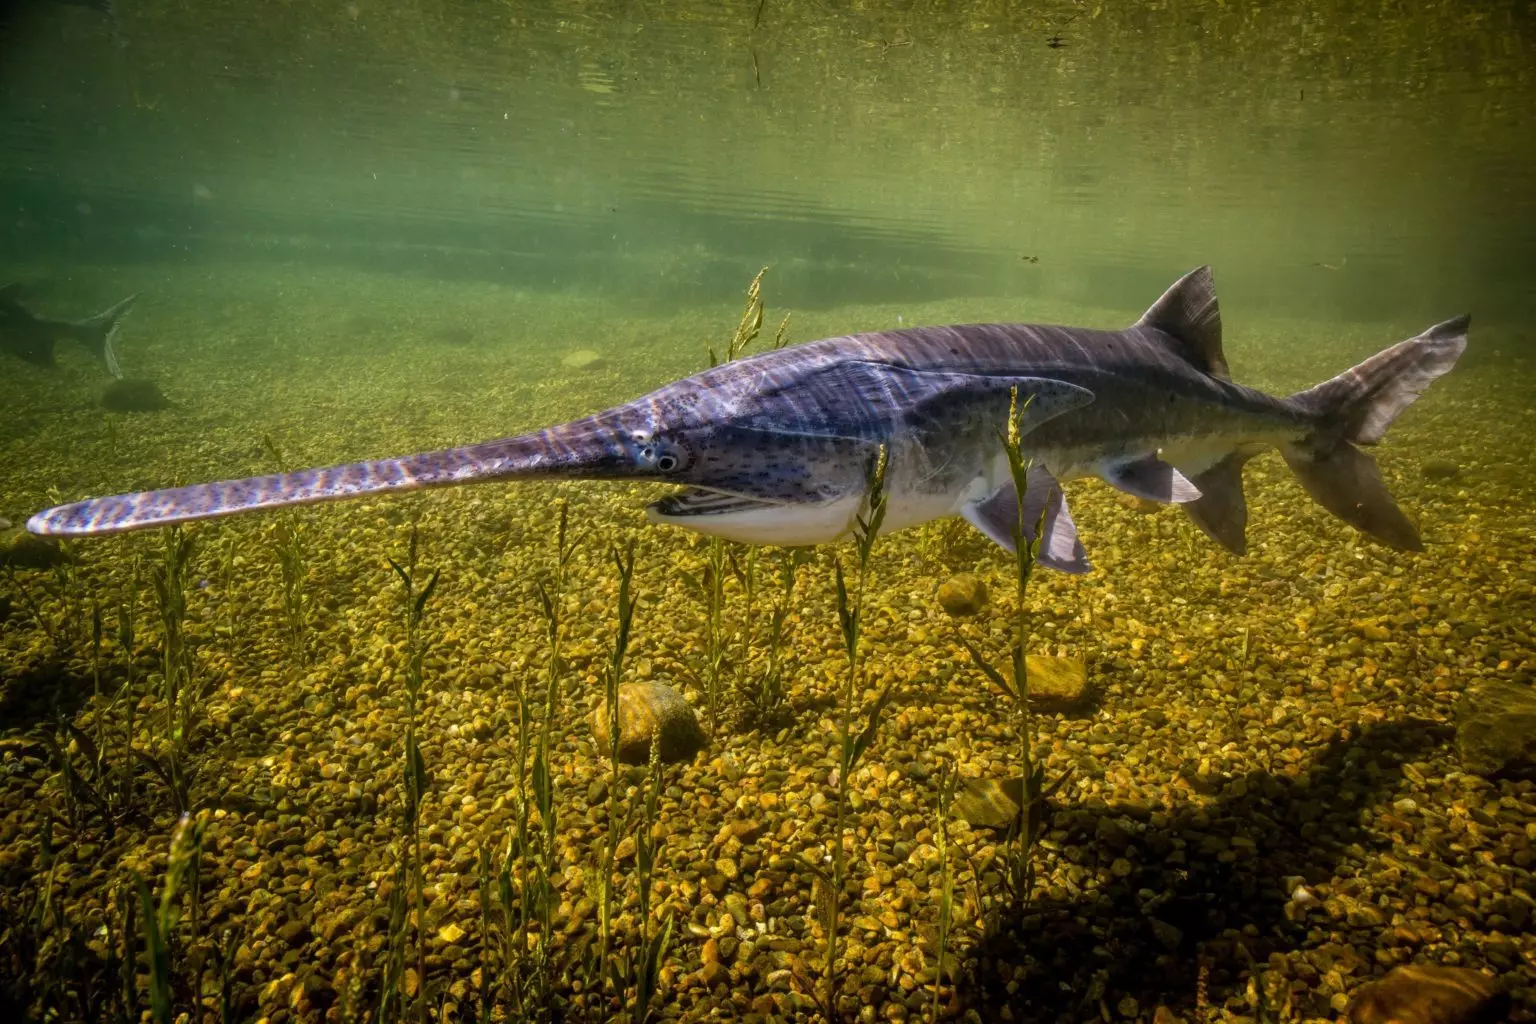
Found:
[482,499,578,1020]
[134,810,210,1024]
[747,546,807,727]
[679,537,729,734]
[373,854,412,1024]
[262,436,310,668]
[930,764,958,1020]
[957,388,1074,920]
[149,525,196,746]
[386,525,438,1023]
[685,266,792,734]
[805,443,897,1018]
[615,737,673,1024]
[596,539,639,997]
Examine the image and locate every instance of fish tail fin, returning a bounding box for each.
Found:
[72,293,137,378]
[1279,314,1469,551]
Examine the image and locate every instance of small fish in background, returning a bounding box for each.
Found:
[0,283,137,378]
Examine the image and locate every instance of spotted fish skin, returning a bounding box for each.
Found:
[27,267,1468,567]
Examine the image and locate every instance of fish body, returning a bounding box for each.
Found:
[0,284,136,378]
[26,268,1467,573]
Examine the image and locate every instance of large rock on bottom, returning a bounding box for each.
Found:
[589,681,706,766]
[1346,964,1508,1024]
[0,527,71,569]
[996,654,1090,712]
[1455,680,1536,778]
[936,574,987,616]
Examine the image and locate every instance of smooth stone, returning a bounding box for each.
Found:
[590,681,706,766]
[1346,964,1509,1024]
[1009,654,1090,711]
[0,527,71,569]
[560,348,605,371]
[1421,458,1461,482]
[936,573,987,616]
[953,777,1024,830]
[1455,680,1536,778]
[100,377,172,413]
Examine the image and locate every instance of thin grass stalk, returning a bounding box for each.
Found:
[755,548,803,724]
[956,388,1065,919]
[387,526,439,1023]
[819,444,891,1016]
[114,880,137,1022]
[3,564,58,645]
[598,539,638,999]
[220,531,239,664]
[135,811,209,1024]
[116,588,139,811]
[262,437,309,668]
[150,526,196,746]
[930,765,958,1021]
[628,736,673,1024]
[1000,388,1043,912]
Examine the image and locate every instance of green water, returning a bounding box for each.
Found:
[1,2,1533,1023]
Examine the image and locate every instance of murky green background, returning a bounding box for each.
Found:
[2,0,1532,323]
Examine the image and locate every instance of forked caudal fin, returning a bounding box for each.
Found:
[70,293,137,379]
[1280,315,1469,551]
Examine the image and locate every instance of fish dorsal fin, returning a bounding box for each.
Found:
[1136,266,1229,380]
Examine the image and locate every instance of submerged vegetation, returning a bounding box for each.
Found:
[0,265,1531,1024]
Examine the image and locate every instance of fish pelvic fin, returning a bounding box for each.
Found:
[961,466,1091,574]
[1280,315,1469,551]
[71,293,138,379]
[1136,265,1229,379]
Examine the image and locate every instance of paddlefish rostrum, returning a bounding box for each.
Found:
[27,267,1467,573]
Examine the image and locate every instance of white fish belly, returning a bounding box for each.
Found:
[645,496,862,546]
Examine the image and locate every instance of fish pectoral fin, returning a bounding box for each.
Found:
[647,488,786,518]
[959,466,1092,574]
[1101,454,1201,504]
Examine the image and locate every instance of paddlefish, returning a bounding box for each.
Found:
[27,267,1467,573]
[1,283,136,379]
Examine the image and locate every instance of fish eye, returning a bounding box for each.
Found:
[636,436,687,473]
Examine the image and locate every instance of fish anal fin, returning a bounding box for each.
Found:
[1183,449,1255,555]
[1135,266,1229,379]
[1101,454,1201,504]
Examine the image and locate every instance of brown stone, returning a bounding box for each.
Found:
[1009,654,1090,711]
[1347,964,1508,1024]
[1455,680,1536,778]
[936,573,987,616]
[589,681,706,766]
[0,527,71,569]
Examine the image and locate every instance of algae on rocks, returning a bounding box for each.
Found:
[1456,680,1536,778]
